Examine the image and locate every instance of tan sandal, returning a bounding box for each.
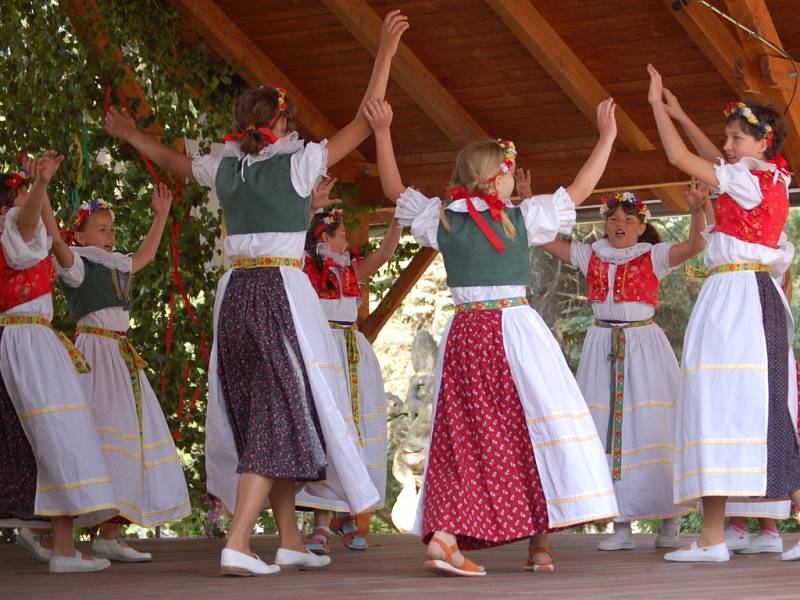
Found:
[303,526,333,555]
[424,537,486,577]
[524,545,555,572]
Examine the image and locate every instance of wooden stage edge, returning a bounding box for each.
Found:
[3,533,800,599]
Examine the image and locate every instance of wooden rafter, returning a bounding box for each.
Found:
[169,0,374,183]
[662,0,762,94]
[721,0,800,173]
[487,0,686,210]
[322,0,486,145]
[360,248,438,343]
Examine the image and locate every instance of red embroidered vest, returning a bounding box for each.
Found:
[586,252,659,306]
[0,246,54,312]
[303,256,361,300]
[713,169,789,248]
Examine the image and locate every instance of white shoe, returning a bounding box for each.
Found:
[17,528,53,562]
[49,551,111,573]
[737,532,783,554]
[654,533,681,548]
[220,548,280,576]
[782,541,800,561]
[664,541,730,563]
[724,525,750,552]
[275,547,332,570]
[597,523,634,551]
[92,537,152,562]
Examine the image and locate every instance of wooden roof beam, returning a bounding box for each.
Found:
[322,0,486,145]
[663,0,763,94]
[170,0,374,182]
[721,0,800,173]
[486,0,686,210]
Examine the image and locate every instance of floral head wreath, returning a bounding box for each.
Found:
[222,85,290,147]
[724,101,775,147]
[3,168,30,191]
[496,139,517,174]
[312,208,344,239]
[599,191,651,224]
[72,199,115,232]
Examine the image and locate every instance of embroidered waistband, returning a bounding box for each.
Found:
[0,314,90,374]
[230,256,302,269]
[594,318,655,329]
[455,297,529,312]
[708,262,771,276]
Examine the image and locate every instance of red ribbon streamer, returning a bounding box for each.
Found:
[448,186,508,253]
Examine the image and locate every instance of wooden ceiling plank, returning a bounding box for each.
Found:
[486,0,685,209]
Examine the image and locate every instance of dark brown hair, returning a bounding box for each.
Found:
[726,101,787,160]
[233,87,296,155]
[604,202,661,244]
[305,211,345,292]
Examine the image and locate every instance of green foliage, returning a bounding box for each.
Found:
[0,0,249,538]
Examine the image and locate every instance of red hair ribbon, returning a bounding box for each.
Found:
[448,186,508,253]
[222,126,278,146]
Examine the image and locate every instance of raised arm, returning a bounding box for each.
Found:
[131,183,172,273]
[648,65,718,186]
[662,88,723,162]
[365,99,405,202]
[40,190,74,269]
[539,239,573,264]
[326,10,409,168]
[668,178,707,267]
[105,108,194,179]
[309,177,343,220]
[355,218,403,280]
[18,152,64,242]
[566,98,617,205]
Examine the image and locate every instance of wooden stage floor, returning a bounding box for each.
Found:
[3,533,800,599]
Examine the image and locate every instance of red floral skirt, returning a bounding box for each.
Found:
[421,308,550,550]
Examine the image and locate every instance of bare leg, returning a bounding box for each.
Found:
[426,530,483,570]
[51,516,95,561]
[269,478,306,552]
[30,527,53,550]
[313,509,331,529]
[225,472,274,555]
[698,496,726,547]
[527,533,553,566]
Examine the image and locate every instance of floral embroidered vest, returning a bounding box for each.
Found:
[586,252,659,306]
[0,247,54,312]
[713,169,788,248]
[304,256,361,300]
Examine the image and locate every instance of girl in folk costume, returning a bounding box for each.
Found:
[105,11,409,576]
[367,96,620,576]
[298,183,403,554]
[537,183,708,551]
[47,184,190,563]
[648,64,800,562]
[0,152,117,574]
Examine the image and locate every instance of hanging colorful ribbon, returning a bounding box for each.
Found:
[447,186,508,253]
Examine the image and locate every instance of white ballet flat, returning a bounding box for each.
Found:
[664,541,730,563]
[737,532,782,554]
[275,547,331,570]
[220,548,280,576]
[17,528,52,562]
[92,537,152,562]
[49,551,111,574]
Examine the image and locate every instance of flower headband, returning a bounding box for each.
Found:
[222,85,290,146]
[72,199,115,232]
[724,101,775,147]
[312,209,344,239]
[599,191,651,223]
[497,139,517,174]
[4,168,30,190]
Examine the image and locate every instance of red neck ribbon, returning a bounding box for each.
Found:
[448,186,508,253]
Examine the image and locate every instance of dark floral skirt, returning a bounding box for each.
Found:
[217,268,327,482]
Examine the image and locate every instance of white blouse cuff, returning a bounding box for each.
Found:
[56,248,86,287]
[0,208,48,269]
[290,140,328,197]
[395,187,441,250]
[519,186,577,246]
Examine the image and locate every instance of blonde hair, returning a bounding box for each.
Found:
[441,139,516,239]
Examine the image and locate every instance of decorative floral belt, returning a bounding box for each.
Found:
[330,322,362,442]
[230,256,302,269]
[455,297,529,312]
[594,318,656,481]
[0,314,90,374]
[708,262,771,276]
